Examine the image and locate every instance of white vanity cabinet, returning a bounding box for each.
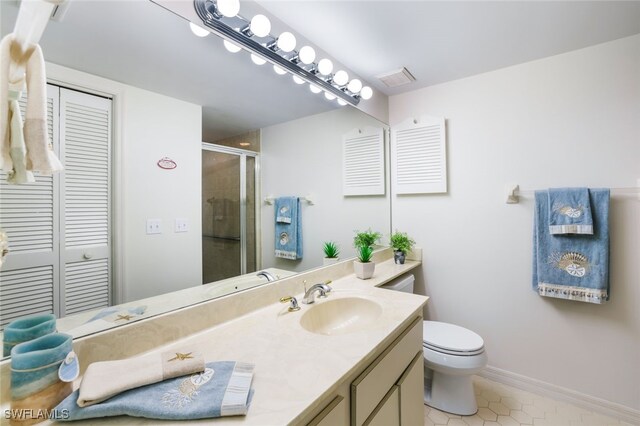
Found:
[304,316,423,426]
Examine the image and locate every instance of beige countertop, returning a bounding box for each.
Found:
[2,256,426,425]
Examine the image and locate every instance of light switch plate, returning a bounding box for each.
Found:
[146,219,162,235]
[175,218,189,233]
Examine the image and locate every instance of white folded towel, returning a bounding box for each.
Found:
[77,348,205,407]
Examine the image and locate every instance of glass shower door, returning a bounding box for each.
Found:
[202,145,257,284]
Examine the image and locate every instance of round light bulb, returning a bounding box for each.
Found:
[317,58,333,75]
[347,79,363,94]
[324,92,336,101]
[298,46,316,65]
[251,54,266,65]
[337,99,347,106]
[223,39,241,53]
[250,14,271,37]
[360,86,373,100]
[292,75,305,85]
[216,0,240,18]
[333,70,349,86]
[276,32,296,53]
[309,84,322,94]
[189,22,209,37]
[273,65,287,75]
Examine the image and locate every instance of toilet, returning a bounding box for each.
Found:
[382,274,488,416]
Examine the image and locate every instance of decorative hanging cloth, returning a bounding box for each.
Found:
[0,33,63,184]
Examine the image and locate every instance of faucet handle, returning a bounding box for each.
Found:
[279,296,300,312]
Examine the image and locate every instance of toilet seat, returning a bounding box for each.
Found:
[423,321,485,356]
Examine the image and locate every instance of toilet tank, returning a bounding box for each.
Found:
[381,274,415,294]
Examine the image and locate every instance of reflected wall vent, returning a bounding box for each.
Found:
[343,127,385,196]
[377,67,416,88]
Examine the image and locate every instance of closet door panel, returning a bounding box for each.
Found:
[59,88,112,317]
[0,85,61,328]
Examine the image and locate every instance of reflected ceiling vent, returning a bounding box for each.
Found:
[377,67,416,88]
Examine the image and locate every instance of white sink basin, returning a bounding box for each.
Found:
[300,297,382,335]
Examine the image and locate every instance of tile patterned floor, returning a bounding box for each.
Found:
[423,376,633,426]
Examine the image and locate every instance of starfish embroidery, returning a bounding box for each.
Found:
[115,314,133,321]
[169,352,194,362]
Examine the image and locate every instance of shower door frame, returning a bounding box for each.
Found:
[201,143,260,277]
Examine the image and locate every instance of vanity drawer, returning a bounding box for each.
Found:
[350,316,422,425]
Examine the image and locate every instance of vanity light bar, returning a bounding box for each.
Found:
[193,0,361,106]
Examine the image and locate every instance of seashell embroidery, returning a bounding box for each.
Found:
[279,232,289,245]
[554,204,583,219]
[161,368,215,409]
[549,252,590,277]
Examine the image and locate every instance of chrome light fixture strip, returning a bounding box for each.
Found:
[194,0,359,106]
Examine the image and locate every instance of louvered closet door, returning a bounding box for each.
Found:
[59,88,111,316]
[0,85,61,329]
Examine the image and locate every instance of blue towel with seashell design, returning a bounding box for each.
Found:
[54,361,254,421]
[548,188,594,234]
[274,197,302,260]
[533,188,610,304]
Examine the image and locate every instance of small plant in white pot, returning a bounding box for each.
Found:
[389,231,415,265]
[322,241,340,266]
[354,245,375,279]
[353,229,382,250]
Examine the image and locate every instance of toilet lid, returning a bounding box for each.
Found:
[423,321,484,354]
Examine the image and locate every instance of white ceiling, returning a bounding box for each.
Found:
[2,1,639,139]
[258,1,640,96]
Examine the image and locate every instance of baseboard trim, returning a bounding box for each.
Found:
[479,366,640,425]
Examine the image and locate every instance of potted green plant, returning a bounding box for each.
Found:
[353,229,382,249]
[322,241,340,266]
[389,230,415,265]
[353,229,380,279]
[353,245,375,279]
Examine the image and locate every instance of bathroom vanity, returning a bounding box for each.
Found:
[0,249,427,425]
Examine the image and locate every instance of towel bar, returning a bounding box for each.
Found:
[504,182,640,204]
[264,195,315,205]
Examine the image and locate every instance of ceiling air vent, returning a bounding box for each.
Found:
[377,67,416,88]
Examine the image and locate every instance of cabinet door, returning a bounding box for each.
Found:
[364,386,400,426]
[351,317,422,425]
[307,395,348,426]
[397,351,424,425]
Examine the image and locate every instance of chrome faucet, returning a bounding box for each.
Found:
[256,270,277,282]
[302,282,332,304]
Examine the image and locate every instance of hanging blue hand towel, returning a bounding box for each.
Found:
[54,361,254,421]
[274,197,302,260]
[548,188,593,234]
[533,188,610,304]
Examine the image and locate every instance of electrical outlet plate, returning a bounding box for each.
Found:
[175,218,189,233]
[146,219,162,235]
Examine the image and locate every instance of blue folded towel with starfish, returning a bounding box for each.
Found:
[548,188,594,235]
[55,361,254,421]
[533,188,610,304]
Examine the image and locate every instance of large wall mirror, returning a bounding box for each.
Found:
[0,0,390,357]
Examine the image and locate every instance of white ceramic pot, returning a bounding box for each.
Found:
[353,260,375,279]
[323,257,340,266]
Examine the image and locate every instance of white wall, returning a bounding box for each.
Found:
[47,63,202,303]
[389,34,640,410]
[261,107,390,272]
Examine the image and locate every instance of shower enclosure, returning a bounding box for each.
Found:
[202,144,257,283]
